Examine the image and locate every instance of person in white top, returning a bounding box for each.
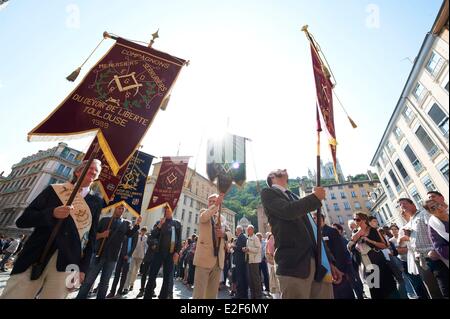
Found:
[125,227,148,292]
[243,225,262,299]
[398,197,445,299]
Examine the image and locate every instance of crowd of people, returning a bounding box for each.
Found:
[0,162,448,299]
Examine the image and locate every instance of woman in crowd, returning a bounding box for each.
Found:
[349,212,399,299]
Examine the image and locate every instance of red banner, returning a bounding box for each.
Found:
[28,37,186,175]
[310,44,338,179]
[147,156,190,212]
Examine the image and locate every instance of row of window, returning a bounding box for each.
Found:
[327,200,371,212]
[0,191,28,207]
[0,211,20,227]
[175,208,200,225]
[55,164,72,177]
[378,205,394,224]
[382,153,448,200]
[186,178,216,201]
[327,183,373,190]
[59,148,77,162]
[413,49,449,102]
[0,175,38,194]
[329,189,368,200]
[184,227,198,239]
[3,161,47,189]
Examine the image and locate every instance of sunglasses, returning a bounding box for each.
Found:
[353,218,362,222]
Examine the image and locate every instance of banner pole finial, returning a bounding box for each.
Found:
[149,29,160,48]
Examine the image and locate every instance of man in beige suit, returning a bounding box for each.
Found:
[193,193,232,299]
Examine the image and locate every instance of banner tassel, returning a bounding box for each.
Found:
[66,67,81,82]
[66,35,107,82]
[348,116,357,129]
[333,91,357,129]
[160,94,171,111]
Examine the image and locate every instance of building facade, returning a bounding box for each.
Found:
[369,184,402,228]
[0,143,83,236]
[123,163,236,240]
[257,204,270,236]
[370,1,449,225]
[322,179,379,237]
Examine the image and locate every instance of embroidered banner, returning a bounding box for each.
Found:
[206,133,246,193]
[147,156,190,212]
[310,44,338,181]
[28,37,186,175]
[105,150,154,216]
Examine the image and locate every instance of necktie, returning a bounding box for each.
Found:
[170,222,176,254]
[127,237,133,255]
[284,189,333,283]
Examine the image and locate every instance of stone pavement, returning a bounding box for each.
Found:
[0,268,233,299]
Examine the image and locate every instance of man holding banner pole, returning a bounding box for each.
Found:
[143,205,182,299]
[261,169,342,299]
[1,160,103,299]
[193,193,234,299]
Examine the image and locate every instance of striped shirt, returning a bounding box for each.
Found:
[409,209,434,255]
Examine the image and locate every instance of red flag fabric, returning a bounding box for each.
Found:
[147,156,190,212]
[310,44,338,180]
[28,37,186,175]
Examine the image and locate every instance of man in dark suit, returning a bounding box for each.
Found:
[76,205,141,299]
[260,169,342,299]
[232,225,248,299]
[106,227,138,298]
[144,205,182,299]
[0,160,104,299]
[313,213,354,299]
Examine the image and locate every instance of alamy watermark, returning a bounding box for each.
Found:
[365,4,380,29]
[65,3,80,29]
[65,264,82,289]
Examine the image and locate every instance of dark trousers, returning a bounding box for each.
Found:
[386,258,408,299]
[402,261,429,299]
[259,259,270,292]
[222,258,230,285]
[429,259,449,299]
[77,258,116,299]
[416,258,444,299]
[248,263,262,299]
[333,274,355,299]
[187,260,195,285]
[140,253,155,292]
[177,258,185,278]
[348,265,365,299]
[110,257,130,295]
[140,261,150,292]
[143,252,174,299]
[235,262,248,299]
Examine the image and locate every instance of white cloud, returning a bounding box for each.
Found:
[0,1,9,11]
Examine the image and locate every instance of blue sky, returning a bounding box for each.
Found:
[0,0,444,180]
